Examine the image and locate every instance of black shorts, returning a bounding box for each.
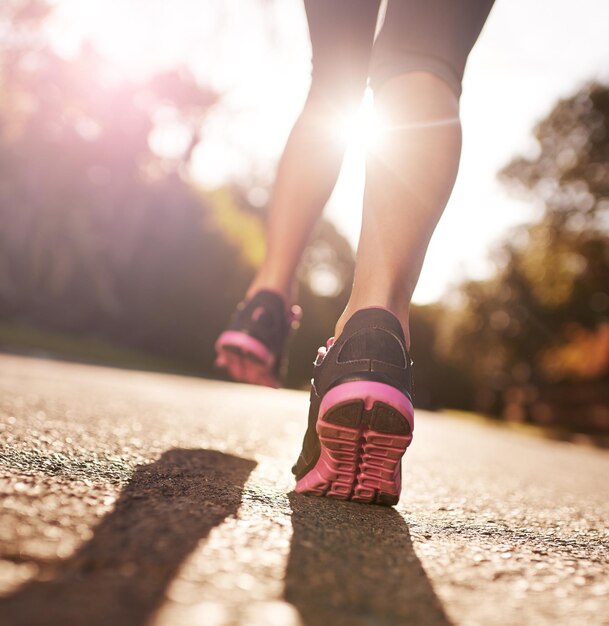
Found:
[304,0,494,102]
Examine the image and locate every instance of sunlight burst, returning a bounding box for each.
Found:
[337,89,384,151]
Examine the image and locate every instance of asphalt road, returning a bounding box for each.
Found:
[0,354,608,626]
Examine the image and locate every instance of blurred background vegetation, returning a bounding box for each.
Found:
[1,1,608,438]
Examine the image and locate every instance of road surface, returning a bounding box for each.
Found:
[0,354,608,626]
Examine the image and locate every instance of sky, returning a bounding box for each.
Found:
[47,0,609,303]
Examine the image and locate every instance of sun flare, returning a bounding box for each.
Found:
[337,89,384,151]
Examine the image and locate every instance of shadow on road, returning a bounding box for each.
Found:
[0,448,256,626]
[285,493,453,626]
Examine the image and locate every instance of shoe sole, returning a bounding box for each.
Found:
[215,331,280,388]
[294,381,414,506]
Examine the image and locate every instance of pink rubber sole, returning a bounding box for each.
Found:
[295,381,414,506]
[215,331,280,388]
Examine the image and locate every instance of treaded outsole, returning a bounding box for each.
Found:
[294,394,413,506]
[215,331,280,388]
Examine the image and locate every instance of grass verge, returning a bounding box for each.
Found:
[0,322,194,375]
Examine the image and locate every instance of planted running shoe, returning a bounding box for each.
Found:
[292,307,414,506]
[215,289,301,388]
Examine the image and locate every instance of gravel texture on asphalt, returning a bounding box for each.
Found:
[0,354,608,626]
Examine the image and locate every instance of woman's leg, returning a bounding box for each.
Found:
[246,0,381,303]
[245,95,352,302]
[292,0,495,504]
[216,1,380,386]
[334,0,495,346]
[335,72,462,348]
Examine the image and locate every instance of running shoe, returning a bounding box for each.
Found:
[292,307,414,506]
[215,289,302,388]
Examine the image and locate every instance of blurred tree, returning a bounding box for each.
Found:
[501,83,609,230]
[439,82,609,417]
[0,0,356,386]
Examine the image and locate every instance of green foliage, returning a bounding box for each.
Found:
[501,83,609,227]
[439,82,609,414]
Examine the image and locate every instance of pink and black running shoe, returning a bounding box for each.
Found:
[215,289,301,388]
[292,307,414,506]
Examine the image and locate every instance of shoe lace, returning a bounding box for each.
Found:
[314,337,335,365]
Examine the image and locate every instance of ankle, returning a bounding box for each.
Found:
[335,298,411,349]
[246,269,294,306]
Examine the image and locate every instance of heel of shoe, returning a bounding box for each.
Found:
[214,331,280,388]
[295,381,414,506]
[319,381,414,433]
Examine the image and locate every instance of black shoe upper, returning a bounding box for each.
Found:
[292,307,413,479]
[226,289,298,377]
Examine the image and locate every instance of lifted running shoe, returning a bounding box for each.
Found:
[292,307,414,506]
[215,289,301,388]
